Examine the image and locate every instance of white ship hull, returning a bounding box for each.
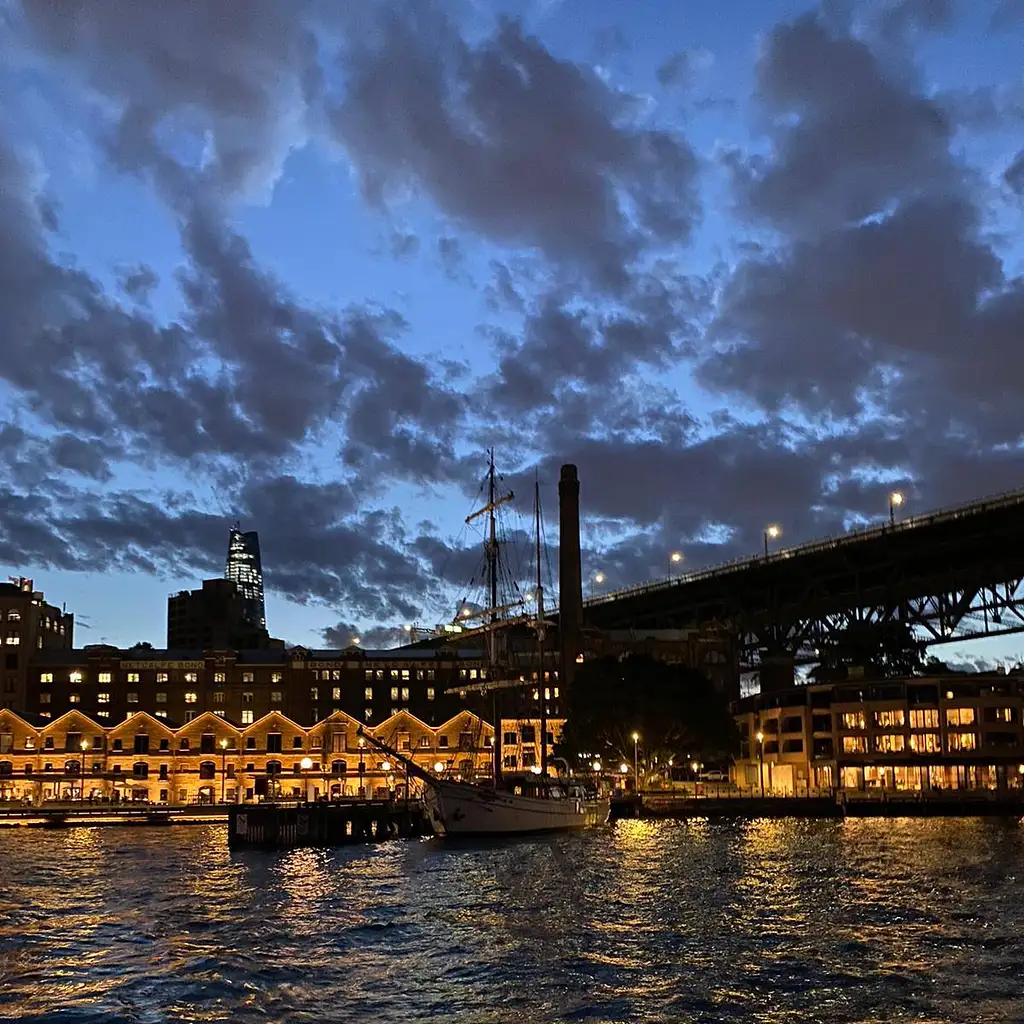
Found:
[423,779,607,837]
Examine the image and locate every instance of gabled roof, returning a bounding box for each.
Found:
[174,711,243,734]
[38,709,106,733]
[372,708,435,734]
[242,710,306,734]
[107,711,177,737]
[436,709,492,733]
[0,708,39,731]
[308,709,363,731]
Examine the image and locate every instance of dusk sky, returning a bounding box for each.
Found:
[1,0,1023,657]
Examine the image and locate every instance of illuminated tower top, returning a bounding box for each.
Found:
[225,525,266,632]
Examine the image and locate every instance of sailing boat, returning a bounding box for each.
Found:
[360,455,606,837]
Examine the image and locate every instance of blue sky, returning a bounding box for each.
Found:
[1,0,1023,665]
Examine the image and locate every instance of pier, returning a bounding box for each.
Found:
[226,800,432,849]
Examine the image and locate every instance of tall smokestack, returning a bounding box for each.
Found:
[559,464,583,688]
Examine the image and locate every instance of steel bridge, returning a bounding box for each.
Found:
[558,488,1024,672]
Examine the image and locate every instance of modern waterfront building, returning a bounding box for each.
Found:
[0,579,74,714]
[225,526,266,632]
[733,674,1024,794]
[0,707,564,805]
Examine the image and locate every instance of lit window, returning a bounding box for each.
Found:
[39,693,51,704]
[375,669,384,680]
[910,709,938,729]
[426,670,434,681]
[391,707,399,717]
[184,672,198,683]
[401,669,410,681]
[157,673,168,683]
[842,736,866,753]
[332,670,341,681]
[242,692,254,704]
[156,692,167,704]
[271,672,283,683]
[310,687,319,700]
[364,707,373,720]
[155,711,168,720]
[427,688,435,701]
[7,610,20,621]
[270,691,283,704]
[390,687,399,700]
[96,710,109,719]
[909,732,941,753]
[947,707,975,727]
[840,712,866,730]
[390,669,399,679]
[127,693,139,704]
[364,669,373,680]
[874,709,904,728]
[36,637,42,648]
[127,672,140,683]
[242,672,254,683]
[416,669,424,680]
[459,669,467,679]
[185,692,198,704]
[69,693,81,704]
[364,687,373,700]
[69,671,83,684]
[40,673,53,684]
[948,731,976,751]
[470,670,478,680]
[214,672,226,683]
[401,688,410,701]
[97,692,110,704]
[873,733,904,752]
[332,687,341,700]
[98,672,112,684]
[5,636,20,646]
[544,688,550,700]
[241,710,254,725]
[214,710,226,717]
[213,691,225,703]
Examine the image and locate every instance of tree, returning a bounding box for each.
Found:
[809,621,924,682]
[556,654,739,771]
[128,641,154,650]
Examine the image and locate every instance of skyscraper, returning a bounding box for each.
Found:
[225,526,267,632]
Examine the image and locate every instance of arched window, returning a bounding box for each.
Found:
[331,760,347,775]
[266,760,282,776]
[132,762,149,779]
[64,759,81,774]
[198,761,216,780]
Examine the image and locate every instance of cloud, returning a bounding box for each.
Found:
[736,12,960,236]
[1005,150,1024,195]
[14,0,322,199]
[330,4,700,292]
[656,49,713,90]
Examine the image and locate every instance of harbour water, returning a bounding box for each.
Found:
[1,819,1023,1023]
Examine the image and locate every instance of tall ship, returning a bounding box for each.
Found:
[362,452,607,837]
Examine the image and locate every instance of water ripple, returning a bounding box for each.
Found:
[1,819,1023,1022]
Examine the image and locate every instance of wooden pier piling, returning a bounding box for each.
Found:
[226,800,432,850]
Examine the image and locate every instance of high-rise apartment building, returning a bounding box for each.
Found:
[0,577,74,711]
[225,526,266,632]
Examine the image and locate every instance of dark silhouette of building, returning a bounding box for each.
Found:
[0,578,74,712]
[225,526,266,632]
[167,579,271,651]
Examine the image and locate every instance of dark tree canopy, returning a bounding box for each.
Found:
[557,654,739,768]
[809,622,924,683]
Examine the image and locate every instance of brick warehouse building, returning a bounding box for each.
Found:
[22,643,565,734]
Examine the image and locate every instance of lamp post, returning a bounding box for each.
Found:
[670,551,683,579]
[300,756,313,803]
[756,730,765,797]
[631,731,640,792]
[358,737,366,798]
[219,738,229,803]
[764,524,780,557]
[80,738,89,801]
[889,490,904,526]
[591,572,605,599]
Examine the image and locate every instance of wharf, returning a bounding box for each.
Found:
[614,792,1024,820]
[227,800,432,850]
[0,804,229,829]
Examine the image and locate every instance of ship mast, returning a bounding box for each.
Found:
[535,476,547,778]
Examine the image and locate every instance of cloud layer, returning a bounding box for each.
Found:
[2,0,1023,645]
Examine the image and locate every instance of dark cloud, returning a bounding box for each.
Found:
[330,4,700,291]
[15,0,321,197]
[1005,150,1024,195]
[990,0,1024,30]
[321,622,410,649]
[737,12,959,235]
[656,49,712,90]
[117,265,159,303]
[877,0,956,37]
[390,231,420,260]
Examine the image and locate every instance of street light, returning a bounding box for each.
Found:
[755,730,765,797]
[764,525,780,557]
[889,490,904,526]
[219,738,229,803]
[300,756,313,802]
[631,731,640,791]
[79,738,89,801]
[591,572,606,599]
[670,551,683,579]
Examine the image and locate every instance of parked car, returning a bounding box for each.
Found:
[699,770,729,782]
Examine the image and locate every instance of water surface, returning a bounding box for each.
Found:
[1,818,1022,1022]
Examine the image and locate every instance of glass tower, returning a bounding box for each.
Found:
[225,526,267,631]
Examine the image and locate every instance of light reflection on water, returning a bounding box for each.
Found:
[1,819,1023,1022]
